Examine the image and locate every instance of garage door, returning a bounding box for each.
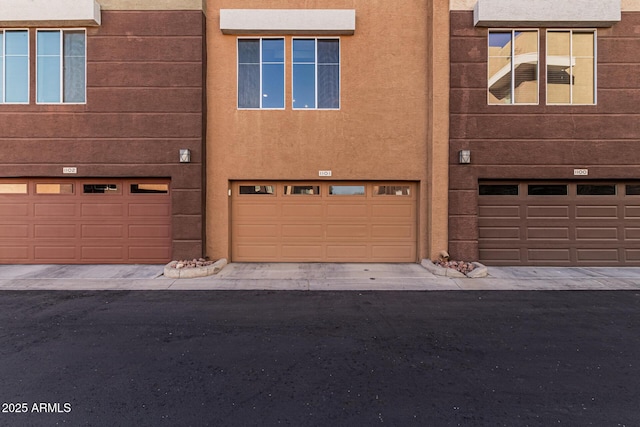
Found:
[231,182,417,262]
[0,178,171,264]
[478,181,640,266]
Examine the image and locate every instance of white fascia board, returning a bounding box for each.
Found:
[0,0,101,27]
[474,0,621,27]
[220,9,356,35]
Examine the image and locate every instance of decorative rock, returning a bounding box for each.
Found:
[163,258,228,279]
[421,259,489,278]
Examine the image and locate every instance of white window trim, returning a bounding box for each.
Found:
[487,29,539,106]
[237,37,285,110]
[291,37,341,111]
[35,28,87,105]
[545,28,597,106]
[1,28,30,105]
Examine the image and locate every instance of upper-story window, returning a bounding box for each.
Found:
[36,29,86,104]
[0,30,29,104]
[238,38,285,109]
[488,30,539,105]
[292,38,340,109]
[237,37,341,110]
[488,29,595,105]
[547,30,595,105]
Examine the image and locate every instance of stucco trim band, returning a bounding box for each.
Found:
[474,0,621,27]
[220,9,356,35]
[0,0,101,27]
[98,0,206,12]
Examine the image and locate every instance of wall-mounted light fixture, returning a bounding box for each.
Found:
[459,149,471,164]
[179,149,191,163]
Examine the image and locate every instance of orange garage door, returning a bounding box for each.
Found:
[0,178,172,264]
[231,181,417,262]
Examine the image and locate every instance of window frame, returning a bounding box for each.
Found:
[292,37,341,110]
[237,37,285,110]
[546,29,597,106]
[35,28,87,105]
[0,29,29,104]
[487,29,539,105]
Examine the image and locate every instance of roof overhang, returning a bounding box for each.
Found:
[0,0,101,27]
[220,9,356,35]
[474,0,621,27]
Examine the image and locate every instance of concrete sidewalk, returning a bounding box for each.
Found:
[1,262,640,291]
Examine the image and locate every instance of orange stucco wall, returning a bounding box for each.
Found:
[206,0,449,261]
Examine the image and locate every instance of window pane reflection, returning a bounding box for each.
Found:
[488,31,538,105]
[284,185,320,195]
[547,30,595,105]
[240,185,275,195]
[374,186,411,196]
[329,185,365,195]
[36,183,74,194]
[0,183,27,194]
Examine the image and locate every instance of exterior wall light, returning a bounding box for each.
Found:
[179,149,191,163]
[459,150,471,164]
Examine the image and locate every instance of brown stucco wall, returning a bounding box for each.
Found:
[449,10,640,260]
[206,0,450,262]
[0,10,205,260]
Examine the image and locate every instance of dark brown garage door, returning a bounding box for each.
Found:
[0,178,171,264]
[231,181,417,262]
[478,181,640,266]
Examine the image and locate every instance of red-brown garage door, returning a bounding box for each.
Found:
[478,181,640,266]
[231,181,417,262]
[0,178,171,264]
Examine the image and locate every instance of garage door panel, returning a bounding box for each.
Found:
[34,203,76,217]
[527,206,569,218]
[81,246,124,260]
[36,224,77,238]
[0,204,29,216]
[81,203,124,217]
[625,206,640,218]
[232,182,417,262]
[371,224,413,238]
[576,206,618,219]
[128,224,171,238]
[372,204,414,218]
[35,246,77,260]
[128,203,171,217]
[281,245,323,259]
[327,204,368,218]
[129,246,172,261]
[479,248,522,262]
[281,203,323,218]
[626,228,640,240]
[81,224,123,238]
[235,244,279,260]
[527,227,569,240]
[576,249,620,262]
[480,226,520,239]
[235,203,278,218]
[372,245,415,261]
[480,181,640,266]
[326,224,368,238]
[326,245,368,260]
[575,227,619,240]
[0,246,29,261]
[0,224,29,238]
[626,250,640,261]
[282,224,323,238]
[479,205,520,218]
[0,178,171,264]
[528,249,571,262]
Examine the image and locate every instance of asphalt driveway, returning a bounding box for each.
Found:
[0,290,639,426]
